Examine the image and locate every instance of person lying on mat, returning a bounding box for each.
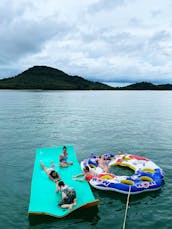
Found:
[40,160,61,182]
[73,166,96,181]
[59,146,73,167]
[56,180,76,210]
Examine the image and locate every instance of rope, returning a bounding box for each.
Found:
[122,186,131,229]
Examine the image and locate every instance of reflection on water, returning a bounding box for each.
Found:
[29,206,100,226]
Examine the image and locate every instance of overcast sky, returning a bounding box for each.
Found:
[1,0,172,84]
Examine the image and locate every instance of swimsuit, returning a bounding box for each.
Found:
[60,155,68,163]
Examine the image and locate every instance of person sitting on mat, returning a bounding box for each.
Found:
[59,146,73,167]
[73,166,96,181]
[40,160,61,183]
[56,180,76,210]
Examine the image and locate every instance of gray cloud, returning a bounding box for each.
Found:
[128,18,143,27]
[0,18,70,65]
[151,10,162,18]
[1,0,172,84]
[150,30,171,43]
[87,0,126,13]
[0,0,30,25]
[0,0,72,69]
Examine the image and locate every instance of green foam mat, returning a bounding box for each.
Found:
[28,146,99,218]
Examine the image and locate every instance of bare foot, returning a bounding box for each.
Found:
[68,204,73,210]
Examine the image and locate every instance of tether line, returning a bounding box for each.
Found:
[122,186,131,229]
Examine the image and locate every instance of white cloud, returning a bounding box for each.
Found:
[1,0,172,84]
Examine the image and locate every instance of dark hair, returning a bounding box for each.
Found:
[50,170,60,179]
[84,166,90,172]
[63,146,67,150]
[54,171,60,179]
[58,180,65,187]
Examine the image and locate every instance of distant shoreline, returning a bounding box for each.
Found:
[1,88,172,91]
[0,65,172,90]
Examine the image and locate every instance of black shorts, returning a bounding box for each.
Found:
[58,192,76,206]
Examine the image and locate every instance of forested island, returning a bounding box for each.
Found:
[0,66,172,90]
[0,66,112,90]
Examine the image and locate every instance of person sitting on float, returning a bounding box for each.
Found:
[73,166,96,181]
[56,180,76,210]
[96,154,110,173]
[59,146,73,167]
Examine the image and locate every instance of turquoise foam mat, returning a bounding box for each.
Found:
[28,146,99,218]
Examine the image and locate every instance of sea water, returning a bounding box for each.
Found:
[0,90,171,229]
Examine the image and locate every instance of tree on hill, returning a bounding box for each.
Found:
[0,66,113,90]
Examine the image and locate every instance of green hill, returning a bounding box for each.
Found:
[121,82,157,90]
[120,82,172,90]
[0,66,113,90]
[0,67,172,90]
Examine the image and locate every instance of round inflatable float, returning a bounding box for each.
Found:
[81,153,164,195]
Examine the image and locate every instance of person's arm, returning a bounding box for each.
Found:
[73,176,85,181]
[40,161,48,173]
[73,173,84,178]
[73,173,86,181]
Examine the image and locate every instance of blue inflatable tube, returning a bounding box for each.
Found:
[81,154,164,195]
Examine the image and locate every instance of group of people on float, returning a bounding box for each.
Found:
[73,151,124,181]
[73,155,110,181]
[40,146,76,210]
[73,152,124,181]
[40,146,123,210]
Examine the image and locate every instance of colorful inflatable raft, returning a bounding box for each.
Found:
[81,154,164,194]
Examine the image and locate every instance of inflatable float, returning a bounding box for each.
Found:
[81,153,164,195]
[28,146,99,218]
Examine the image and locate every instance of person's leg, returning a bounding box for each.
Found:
[59,198,72,210]
[59,196,76,210]
[60,162,68,167]
[67,161,73,165]
[104,165,109,173]
[61,203,74,210]
[73,198,77,206]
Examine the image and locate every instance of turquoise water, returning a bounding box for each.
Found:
[0,90,171,229]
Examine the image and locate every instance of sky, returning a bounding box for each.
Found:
[1,0,172,84]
